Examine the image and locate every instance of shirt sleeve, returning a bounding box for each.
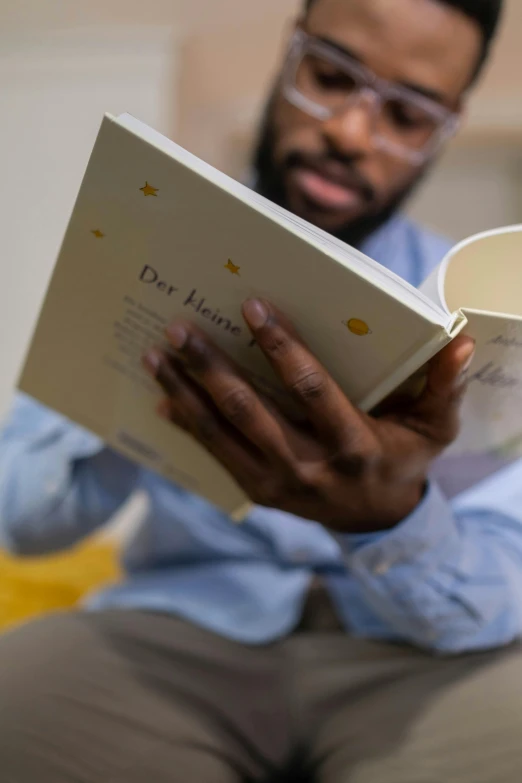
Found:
[337,462,522,654]
[0,393,140,555]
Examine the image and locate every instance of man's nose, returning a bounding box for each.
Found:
[321,92,376,158]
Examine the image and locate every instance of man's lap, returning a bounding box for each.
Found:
[0,609,291,783]
[0,609,521,783]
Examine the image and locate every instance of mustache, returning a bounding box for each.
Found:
[284,150,376,204]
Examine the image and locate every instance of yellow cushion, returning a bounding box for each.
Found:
[0,541,121,632]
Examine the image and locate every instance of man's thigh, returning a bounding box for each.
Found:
[0,610,290,783]
[300,635,522,783]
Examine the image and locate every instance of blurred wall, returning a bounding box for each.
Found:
[0,25,178,417]
[407,141,522,240]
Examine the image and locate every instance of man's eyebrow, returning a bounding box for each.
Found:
[316,35,446,104]
[399,81,446,103]
[316,35,364,65]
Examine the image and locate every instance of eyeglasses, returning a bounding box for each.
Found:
[281,29,460,166]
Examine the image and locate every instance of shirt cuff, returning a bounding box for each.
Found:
[336,481,459,572]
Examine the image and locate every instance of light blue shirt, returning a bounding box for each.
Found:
[2,215,522,654]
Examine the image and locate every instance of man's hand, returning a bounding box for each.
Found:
[143,299,474,533]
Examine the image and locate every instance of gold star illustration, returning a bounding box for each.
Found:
[224,259,240,276]
[91,229,105,238]
[140,181,159,197]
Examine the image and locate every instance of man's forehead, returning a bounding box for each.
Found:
[306,0,482,100]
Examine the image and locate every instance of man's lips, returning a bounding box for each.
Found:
[290,165,369,212]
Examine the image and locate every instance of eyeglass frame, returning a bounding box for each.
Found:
[281,28,461,166]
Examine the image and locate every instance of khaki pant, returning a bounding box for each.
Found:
[1,604,522,782]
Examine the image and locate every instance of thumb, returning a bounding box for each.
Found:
[426,335,476,400]
[409,335,475,444]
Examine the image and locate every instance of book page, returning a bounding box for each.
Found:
[431,225,522,459]
[441,225,522,316]
[418,260,450,313]
[446,310,522,459]
[421,225,522,319]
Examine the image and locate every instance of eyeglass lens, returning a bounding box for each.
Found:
[294,51,441,152]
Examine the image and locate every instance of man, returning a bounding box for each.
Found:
[1,0,519,781]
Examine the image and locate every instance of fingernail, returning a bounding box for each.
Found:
[143,349,162,376]
[166,323,187,350]
[461,349,476,376]
[243,299,269,330]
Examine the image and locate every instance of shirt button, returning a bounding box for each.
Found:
[373,561,391,576]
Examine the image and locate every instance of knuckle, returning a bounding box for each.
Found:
[290,369,327,401]
[293,462,326,493]
[261,330,290,359]
[328,440,377,478]
[218,387,254,426]
[329,451,367,478]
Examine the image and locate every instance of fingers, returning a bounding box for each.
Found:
[143,350,264,481]
[144,336,295,468]
[407,335,475,443]
[241,298,366,447]
[421,336,475,404]
[148,302,472,464]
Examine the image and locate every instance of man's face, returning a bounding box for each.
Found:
[258,0,482,237]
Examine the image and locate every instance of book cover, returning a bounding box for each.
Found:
[18,114,455,511]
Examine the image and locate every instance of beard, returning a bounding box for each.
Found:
[251,95,429,250]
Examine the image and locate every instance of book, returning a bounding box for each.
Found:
[18,113,522,515]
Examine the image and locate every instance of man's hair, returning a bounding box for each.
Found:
[303,0,504,83]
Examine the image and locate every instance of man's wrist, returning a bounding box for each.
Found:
[322,478,427,535]
[378,479,428,532]
[335,479,449,558]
